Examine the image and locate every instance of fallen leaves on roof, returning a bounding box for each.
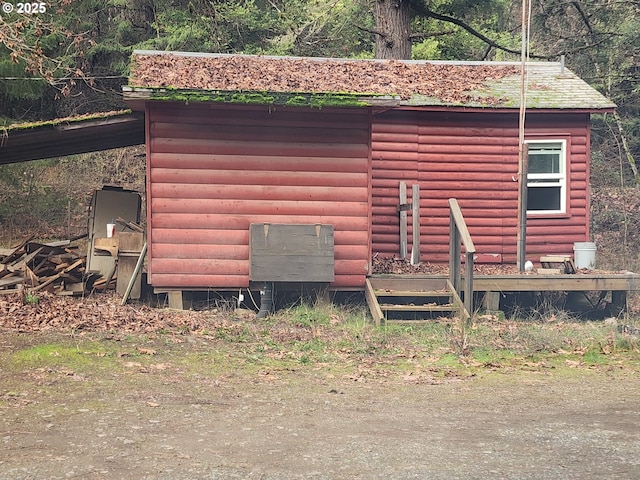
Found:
[131,54,518,103]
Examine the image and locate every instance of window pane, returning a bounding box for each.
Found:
[529,151,560,174]
[528,186,561,211]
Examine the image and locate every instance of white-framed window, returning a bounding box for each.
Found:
[526,140,567,214]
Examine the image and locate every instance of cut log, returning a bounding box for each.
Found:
[31,258,84,292]
[0,237,90,295]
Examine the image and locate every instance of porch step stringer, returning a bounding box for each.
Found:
[365,278,468,326]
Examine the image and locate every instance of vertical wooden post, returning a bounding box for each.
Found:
[611,291,627,316]
[410,184,420,266]
[449,209,460,292]
[517,144,529,271]
[399,181,408,259]
[448,198,475,320]
[167,291,184,310]
[464,251,474,317]
[483,292,501,313]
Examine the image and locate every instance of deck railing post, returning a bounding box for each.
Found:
[448,198,476,319]
[410,184,420,266]
[449,209,460,292]
[399,181,408,259]
[464,251,474,318]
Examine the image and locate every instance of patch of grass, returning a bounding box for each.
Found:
[11,303,639,383]
[294,338,331,364]
[614,333,640,352]
[11,342,118,372]
[3,308,640,384]
[471,347,517,364]
[214,324,254,343]
[281,303,332,327]
[434,352,461,368]
[24,292,40,305]
[583,348,608,365]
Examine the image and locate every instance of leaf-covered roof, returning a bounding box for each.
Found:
[126,50,615,111]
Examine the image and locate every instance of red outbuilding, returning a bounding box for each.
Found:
[124,51,614,294]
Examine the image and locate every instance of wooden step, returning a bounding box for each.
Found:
[379,319,452,326]
[380,303,456,312]
[374,289,451,297]
[380,301,460,322]
[365,278,463,325]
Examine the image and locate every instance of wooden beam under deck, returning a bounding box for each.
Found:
[369,273,640,293]
[475,274,640,292]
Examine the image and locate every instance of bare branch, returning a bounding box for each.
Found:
[0,11,90,90]
[352,23,385,37]
[406,0,527,56]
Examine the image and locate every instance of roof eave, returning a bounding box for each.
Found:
[0,111,145,165]
[123,86,400,109]
[124,86,615,113]
[395,105,615,113]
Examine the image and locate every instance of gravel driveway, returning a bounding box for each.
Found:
[2,332,639,480]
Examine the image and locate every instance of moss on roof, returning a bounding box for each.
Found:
[130,88,375,108]
[3,110,134,131]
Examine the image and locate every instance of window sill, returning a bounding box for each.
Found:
[526,212,570,220]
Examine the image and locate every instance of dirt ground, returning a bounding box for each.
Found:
[2,330,640,480]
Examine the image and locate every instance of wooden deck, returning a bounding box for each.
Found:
[369,272,640,292]
[367,272,640,323]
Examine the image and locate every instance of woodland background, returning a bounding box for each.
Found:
[0,0,638,271]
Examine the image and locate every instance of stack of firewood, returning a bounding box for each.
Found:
[0,236,98,296]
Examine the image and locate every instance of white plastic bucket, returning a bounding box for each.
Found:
[573,242,596,269]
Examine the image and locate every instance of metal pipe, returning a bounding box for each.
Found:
[257,282,274,318]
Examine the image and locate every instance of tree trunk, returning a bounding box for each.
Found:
[374,0,412,59]
[613,111,640,189]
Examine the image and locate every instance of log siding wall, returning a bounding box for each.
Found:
[145,101,593,290]
[372,110,591,264]
[146,103,371,288]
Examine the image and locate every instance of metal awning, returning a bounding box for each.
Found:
[0,111,145,165]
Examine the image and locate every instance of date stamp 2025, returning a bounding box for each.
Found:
[2,2,47,15]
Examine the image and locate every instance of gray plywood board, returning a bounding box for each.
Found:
[250,224,334,282]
